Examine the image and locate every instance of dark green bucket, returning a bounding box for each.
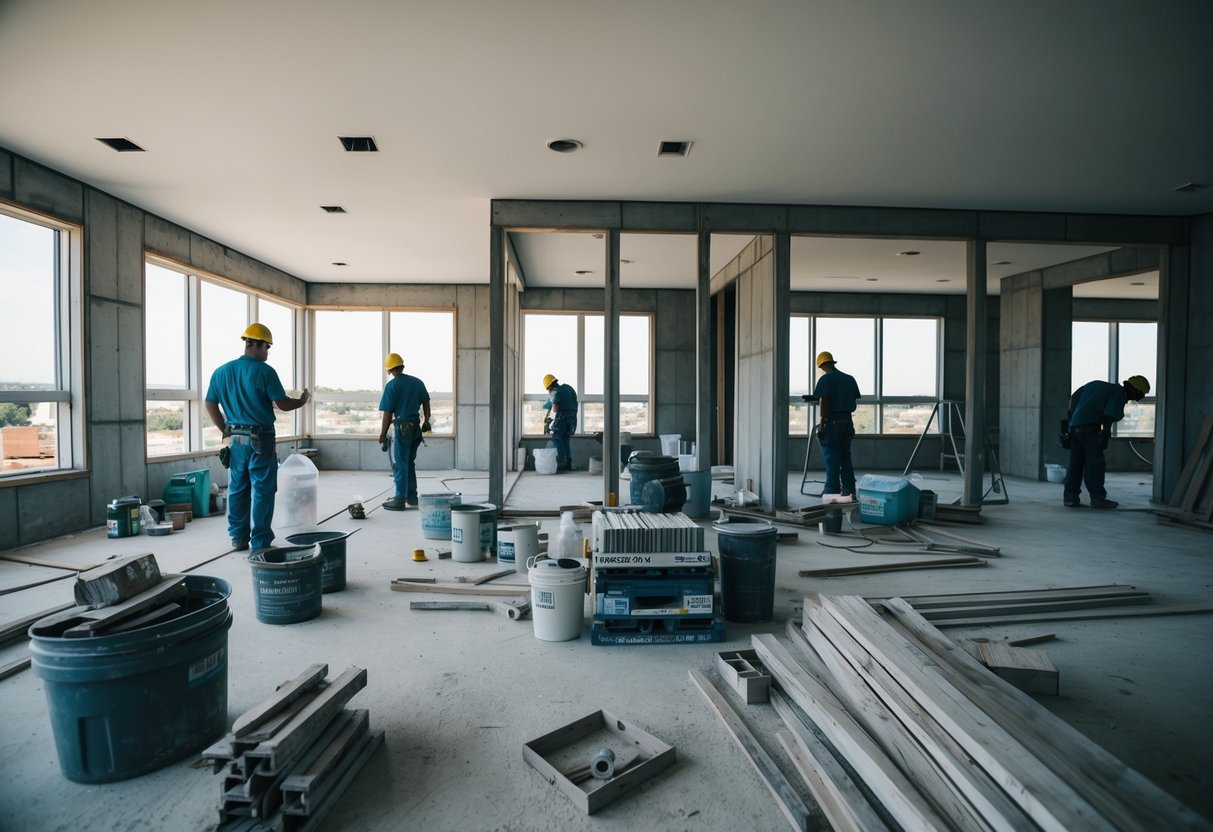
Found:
[29,575,233,783]
[285,529,358,593]
[248,543,323,624]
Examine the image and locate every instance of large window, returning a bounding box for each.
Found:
[1071,321,1157,436]
[0,206,82,477]
[522,312,653,435]
[145,259,300,456]
[313,310,455,435]
[789,315,941,435]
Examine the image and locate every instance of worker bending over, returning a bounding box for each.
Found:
[379,353,431,510]
[205,323,310,551]
[543,373,578,471]
[813,351,861,497]
[1062,375,1150,509]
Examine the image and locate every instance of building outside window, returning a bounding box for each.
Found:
[1071,321,1157,436]
[521,312,653,435]
[790,315,941,436]
[0,206,82,476]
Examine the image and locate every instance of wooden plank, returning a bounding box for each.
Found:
[918,594,1150,622]
[0,551,94,571]
[389,580,529,596]
[870,585,1143,610]
[797,609,1032,832]
[246,667,368,774]
[932,603,1213,628]
[688,668,811,832]
[751,633,951,832]
[1169,414,1213,508]
[232,664,329,738]
[100,600,183,634]
[64,576,188,636]
[770,692,891,832]
[453,568,515,585]
[74,553,161,607]
[882,597,1212,832]
[0,572,75,597]
[822,595,1112,832]
[0,655,32,681]
[1003,633,1056,647]
[0,603,75,647]
[915,524,1001,552]
[976,642,1059,696]
[799,557,984,578]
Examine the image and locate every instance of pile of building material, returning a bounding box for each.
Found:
[1156,413,1213,531]
[204,664,383,832]
[739,594,1207,832]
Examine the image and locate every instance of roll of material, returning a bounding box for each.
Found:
[590,747,615,779]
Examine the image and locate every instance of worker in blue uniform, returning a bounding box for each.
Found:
[1062,375,1150,508]
[205,323,310,551]
[378,353,431,510]
[543,373,578,471]
[812,351,862,496]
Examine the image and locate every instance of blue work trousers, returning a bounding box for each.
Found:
[821,417,856,495]
[549,419,574,468]
[1064,425,1107,502]
[227,435,278,549]
[393,422,423,502]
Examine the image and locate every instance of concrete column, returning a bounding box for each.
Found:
[964,240,988,506]
[489,225,504,508]
[696,231,712,470]
[772,233,791,509]
[603,230,620,503]
[1158,241,1190,504]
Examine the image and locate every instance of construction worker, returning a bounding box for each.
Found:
[543,373,577,470]
[1062,375,1150,509]
[205,323,310,551]
[812,351,861,496]
[378,353,431,510]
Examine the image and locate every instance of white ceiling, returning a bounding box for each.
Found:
[1,1,1208,294]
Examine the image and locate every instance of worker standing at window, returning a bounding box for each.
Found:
[1062,375,1149,509]
[379,353,431,510]
[813,351,860,497]
[205,323,309,551]
[543,373,578,471]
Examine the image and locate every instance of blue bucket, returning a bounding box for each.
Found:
[248,543,323,624]
[715,522,778,623]
[419,492,462,540]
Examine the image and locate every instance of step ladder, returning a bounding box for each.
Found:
[902,400,1008,505]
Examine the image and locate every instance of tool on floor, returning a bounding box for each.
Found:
[348,501,366,519]
[408,598,532,620]
[411,548,428,562]
[455,568,513,585]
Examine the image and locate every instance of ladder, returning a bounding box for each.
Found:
[902,400,1008,504]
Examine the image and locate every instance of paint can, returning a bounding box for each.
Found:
[419,492,462,540]
[528,557,587,641]
[627,454,681,507]
[106,497,142,538]
[498,522,540,569]
[247,544,323,624]
[285,529,359,593]
[450,503,496,562]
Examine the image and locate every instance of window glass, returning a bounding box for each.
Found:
[200,281,249,398]
[1118,322,1157,396]
[315,311,381,394]
[1120,402,1155,436]
[620,316,651,396]
[816,317,875,392]
[0,213,56,389]
[389,311,455,434]
[882,318,937,397]
[258,300,296,437]
[1071,321,1109,392]
[524,314,577,394]
[789,317,811,397]
[145,264,188,389]
[314,402,382,435]
[146,401,186,455]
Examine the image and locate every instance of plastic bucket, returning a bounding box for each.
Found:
[166,468,212,518]
[534,447,558,475]
[682,470,712,519]
[715,521,778,623]
[857,475,920,526]
[659,434,681,456]
[628,454,681,507]
[1045,464,1066,483]
[248,544,323,624]
[528,557,587,641]
[285,529,358,593]
[419,492,462,540]
[451,503,497,562]
[29,575,232,783]
[106,496,141,538]
[498,523,540,568]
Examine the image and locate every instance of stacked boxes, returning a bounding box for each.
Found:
[590,511,725,645]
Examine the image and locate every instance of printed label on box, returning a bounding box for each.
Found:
[536,589,555,609]
[684,594,713,612]
[603,597,630,615]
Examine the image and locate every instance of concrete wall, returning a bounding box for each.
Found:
[732,237,778,502]
[1,149,306,549]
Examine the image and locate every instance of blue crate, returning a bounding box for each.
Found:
[594,569,715,619]
[590,615,726,645]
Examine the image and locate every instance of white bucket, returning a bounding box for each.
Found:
[451,503,496,562]
[528,557,587,641]
[587,456,603,475]
[1045,463,1066,483]
[534,447,558,475]
[419,492,462,540]
[498,522,540,569]
[659,434,681,456]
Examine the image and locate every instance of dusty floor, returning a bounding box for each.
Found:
[0,466,1210,831]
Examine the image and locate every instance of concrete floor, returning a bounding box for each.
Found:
[1,466,1211,830]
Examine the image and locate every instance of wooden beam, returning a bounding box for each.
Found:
[232,664,329,739]
[0,655,32,682]
[389,580,529,597]
[799,557,984,578]
[931,603,1213,628]
[976,641,1059,696]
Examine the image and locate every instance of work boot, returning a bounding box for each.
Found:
[383,498,406,511]
[1090,497,1119,509]
[231,539,250,551]
[1063,499,1082,508]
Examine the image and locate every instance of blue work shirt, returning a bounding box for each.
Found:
[551,383,578,424]
[380,374,430,421]
[813,368,861,415]
[1069,380,1126,428]
[205,355,287,427]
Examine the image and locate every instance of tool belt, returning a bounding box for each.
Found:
[228,424,275,455]
[228,424,273,436]
[395,419,420,439]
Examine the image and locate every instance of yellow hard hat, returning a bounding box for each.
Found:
[815,351,835,368]
[1126,375,1150,396]
[241,323,273,345]
[384,353,404,371]
[542,373,558,389]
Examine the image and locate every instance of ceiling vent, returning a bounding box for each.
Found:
[339,136,379,152]
[547,139,583,153]
[1174,182,1209,193]
[96,137,144,152]
[320,206,347,214]
[657,140,692,157]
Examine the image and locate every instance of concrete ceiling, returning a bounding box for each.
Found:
[1,1,1208,295]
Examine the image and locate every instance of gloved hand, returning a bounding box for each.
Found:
[218,445,231,469]
[421,420,432,434]
[543,417,552,435]
[815,422,827,442]
[379,435,390,453]
[299,388,311,405]
[1059,419,1071,450]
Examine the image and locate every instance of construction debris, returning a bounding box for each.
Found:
[74,553,162,607]
[409,599,531,620]
[1156,413,1213,531]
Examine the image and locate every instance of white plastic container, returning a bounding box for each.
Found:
[450,503,495,562]
[498,522,540,570]
[528,557,587,641]
[659,434,681,456]
[1045,463,1066,483]
[534,447,558,475]
[275,453,318,531]
[548,510,583,560]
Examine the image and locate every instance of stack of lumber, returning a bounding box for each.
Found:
[204,664,383,832]
[1157,414,1213,531]
[745,594,1208,832]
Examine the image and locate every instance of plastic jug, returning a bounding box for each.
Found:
[548,510,583,560]
[275,453,319,530]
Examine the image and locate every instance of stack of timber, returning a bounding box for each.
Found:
[747,594,1208,832]
[1156,414,1213,531]
[204,664,384,832]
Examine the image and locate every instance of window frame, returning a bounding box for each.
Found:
[0,202,84,480]
[1071,318,1157,437]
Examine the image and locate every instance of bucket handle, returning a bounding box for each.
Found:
[526,554,550,570]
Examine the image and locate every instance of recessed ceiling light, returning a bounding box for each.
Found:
[96,137,144,152]
[575,270,593,275]
[897,250,920,256]
[320,206,347,213]
[657,140,692,157]
[1131,281,1145,286]
[992,260,1012,266]
[936,279,950,283]
[865,278,878,282]
[1174,182,1209,193]
[338,136,378,152]
[620,259,634,265]
[547,139,583,153]
[332,262,348,266]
